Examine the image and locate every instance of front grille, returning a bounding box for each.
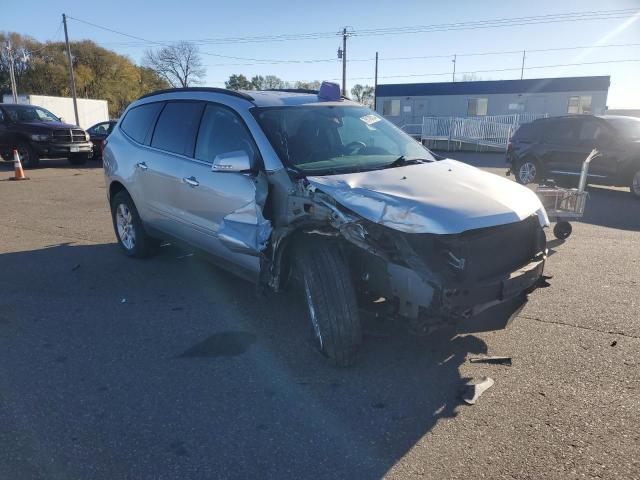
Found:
[52,129,86,143]
[406,216,541,282]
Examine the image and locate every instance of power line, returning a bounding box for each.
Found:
[199,42,640,67]
[75,8,638,48]
[343,58,640,81]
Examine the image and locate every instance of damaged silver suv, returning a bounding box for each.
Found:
[103,82,550,367]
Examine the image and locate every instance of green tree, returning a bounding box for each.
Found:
[294,80,321,90]
[251,74,287,90]
[0,32,169,117]
[225,74,253,90]
[350,84,374,108]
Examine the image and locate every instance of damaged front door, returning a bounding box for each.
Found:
[178,103,271,272]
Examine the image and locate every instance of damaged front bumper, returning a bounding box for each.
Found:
[356,215,548,327]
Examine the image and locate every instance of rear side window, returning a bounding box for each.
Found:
[543,120,577,143]
[195,104,257,163]
[151,102,205,156]
[513,123,538,142]
[120,102,164,145]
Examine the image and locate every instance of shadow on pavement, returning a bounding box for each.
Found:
[0,241,506,479]
[579,186,640,232]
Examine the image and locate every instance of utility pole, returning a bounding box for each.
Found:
[62,13,80,126]
[6,41,18,103]
[520,50,526,80]
[452,54,456,82]
[374,51,378,111]
[341,28,348,96]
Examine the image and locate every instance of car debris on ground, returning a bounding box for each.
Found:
[468,355,512,366]
[460,377,495,405]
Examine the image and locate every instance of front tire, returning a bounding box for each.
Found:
[515,157,540,185]
[110,191,159,258]
[16,143,39,168]
[295,243,362,367]
[630,168,640,199]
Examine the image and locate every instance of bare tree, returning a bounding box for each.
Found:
[143,41,205,88]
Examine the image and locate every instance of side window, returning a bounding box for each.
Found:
[567,96,592,114]
[579,120,609,142]
[467,98,488,116]
[120,102,164,145]
[195,104,257,164]
[151,101,205,156]
[544,120,576,144]
[90,122,109,135]
[382,99,400,116]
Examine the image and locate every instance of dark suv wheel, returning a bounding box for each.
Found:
[294,242,362,367]
[514,157,540,185]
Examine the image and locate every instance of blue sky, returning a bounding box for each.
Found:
[3,0,639,108]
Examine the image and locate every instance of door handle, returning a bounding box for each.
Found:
[182,176,199,187]
[136,162,148,171]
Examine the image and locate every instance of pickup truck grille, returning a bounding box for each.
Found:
[52,129,86,143]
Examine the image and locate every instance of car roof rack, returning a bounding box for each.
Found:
[137,87,254,102]
[264,88,351,100]
[264,88,319,94]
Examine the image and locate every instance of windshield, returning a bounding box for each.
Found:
[254,105,434,175]
[605,116,640,140]
[4,105,59,123]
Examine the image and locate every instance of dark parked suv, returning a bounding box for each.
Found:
[0,103,93,167]
[507,115,640,198]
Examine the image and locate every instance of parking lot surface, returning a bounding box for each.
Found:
[0,155,638,479]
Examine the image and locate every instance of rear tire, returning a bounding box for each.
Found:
[294,242,362,367]
[630,168,640,199]
[515,157,540,185]
[111,191,159,258]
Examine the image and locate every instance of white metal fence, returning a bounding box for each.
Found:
[419,113,548,150]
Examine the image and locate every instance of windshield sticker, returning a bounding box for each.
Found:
[360,114,381,125]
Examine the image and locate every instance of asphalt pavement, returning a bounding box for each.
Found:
[0,154,638,479]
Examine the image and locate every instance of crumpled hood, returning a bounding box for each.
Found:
[307,159,548,234]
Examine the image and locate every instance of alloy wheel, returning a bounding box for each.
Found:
[518,161,537,184]
[116,203,136,250]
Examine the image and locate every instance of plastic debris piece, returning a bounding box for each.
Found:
[610,340,617,347]
[71,264,81,271]
[120,298,127,304]
[468,355,512,366]
[460,377,495,405]
[176,253,194,260]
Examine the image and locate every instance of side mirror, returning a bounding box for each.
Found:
[212,150,252,173]
[58,117,64,123]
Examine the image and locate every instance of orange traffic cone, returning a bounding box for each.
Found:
[10,149,29,181]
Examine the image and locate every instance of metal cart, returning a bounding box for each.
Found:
[535,149,599,239]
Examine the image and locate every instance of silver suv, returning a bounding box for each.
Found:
[103,83,550,367]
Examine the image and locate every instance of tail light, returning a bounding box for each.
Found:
[507,141,513,153]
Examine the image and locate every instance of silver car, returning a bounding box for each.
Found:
[103,82,550,367]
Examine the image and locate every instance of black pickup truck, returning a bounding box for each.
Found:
[0,103,93,167]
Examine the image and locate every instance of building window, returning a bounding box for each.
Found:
[467,98,488,116]
[567,96,592,114]
[382,99,400,116]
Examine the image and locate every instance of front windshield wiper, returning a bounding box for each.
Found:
[383,156,430,169]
